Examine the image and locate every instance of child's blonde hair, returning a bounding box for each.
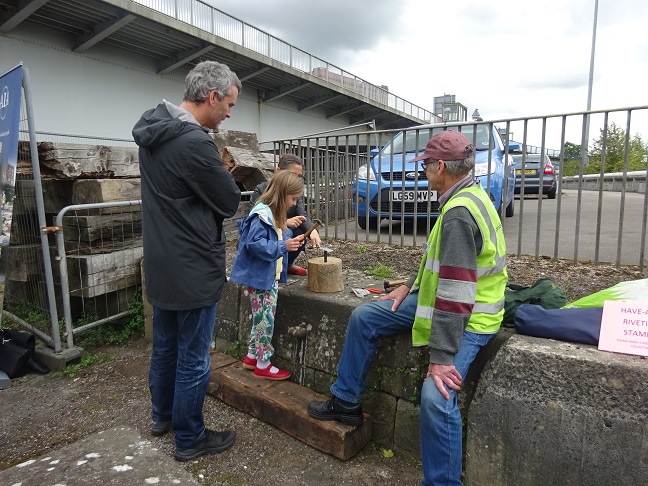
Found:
[258,171,304,229]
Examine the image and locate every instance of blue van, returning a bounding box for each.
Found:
[353,124,516,229]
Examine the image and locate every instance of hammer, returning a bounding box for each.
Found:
[383,278,408,291]
[303,218,323,240]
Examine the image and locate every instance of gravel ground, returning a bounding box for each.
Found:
[0,337,424,485]
[1,238,644,485]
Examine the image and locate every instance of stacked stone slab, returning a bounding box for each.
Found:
[8,142,143,317]
[8,133,275,323]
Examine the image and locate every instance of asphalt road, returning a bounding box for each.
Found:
[326,190,647,267]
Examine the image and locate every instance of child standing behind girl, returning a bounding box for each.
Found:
[230,171,305,380]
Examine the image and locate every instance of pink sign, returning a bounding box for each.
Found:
[598,300,648,357]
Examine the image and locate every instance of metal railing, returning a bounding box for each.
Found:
[272,105,648,271]
[5,105,647,353]
[130,0,433,122]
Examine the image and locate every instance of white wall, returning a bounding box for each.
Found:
[1,24,351,142]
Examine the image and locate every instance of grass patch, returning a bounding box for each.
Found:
[363,264,395,279]
[75,288,145,348]
[56,353,115,378]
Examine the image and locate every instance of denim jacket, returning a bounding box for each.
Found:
[229,203,289,290]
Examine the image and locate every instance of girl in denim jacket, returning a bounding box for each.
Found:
[230,171,304,380]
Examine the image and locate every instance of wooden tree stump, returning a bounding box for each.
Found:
[307,256,344,293]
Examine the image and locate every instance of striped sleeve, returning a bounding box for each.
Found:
[429,206,481,365]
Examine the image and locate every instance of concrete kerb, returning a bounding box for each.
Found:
[466,334,648,486]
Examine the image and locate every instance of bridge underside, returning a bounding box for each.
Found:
[0,0,428,131]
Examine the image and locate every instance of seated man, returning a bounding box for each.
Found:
[307,130,508,486]
[251,153,321,275]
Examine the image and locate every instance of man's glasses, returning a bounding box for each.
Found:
[420,160,438,171]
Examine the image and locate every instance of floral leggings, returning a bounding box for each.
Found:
[246,281,278,362]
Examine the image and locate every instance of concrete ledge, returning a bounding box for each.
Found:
[466,334,648,486]
[561,171,646,193]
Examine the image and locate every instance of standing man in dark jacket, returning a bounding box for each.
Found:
[132,61,241,462]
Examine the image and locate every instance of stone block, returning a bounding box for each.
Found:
[375,331,426,369]
[466,334,648,486]
[216,281,241,325]
[394,398,421,457]
[34,343,84,372]
[274,285,358,375]
[215,315,240,344]
[379,366,422,402]
[310,369,336,396]
[363,390,397,447]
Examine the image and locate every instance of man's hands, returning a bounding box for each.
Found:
[286,215,307,228]
[307,228,322,248]
[379,284,409,312]
[285,235,305,252]
[425,363,462,399]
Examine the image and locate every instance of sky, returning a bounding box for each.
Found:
[206,0,648,148]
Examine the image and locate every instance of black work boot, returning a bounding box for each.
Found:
[150,420,172,436]
[307,396,363,426]
[174,428,236,461]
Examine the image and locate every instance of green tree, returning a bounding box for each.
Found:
[561,141,583,176]
[563,141,582,160]
[588,122,648,174]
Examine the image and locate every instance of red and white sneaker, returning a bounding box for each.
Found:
[242,356,256,370]
[253,365,291,381]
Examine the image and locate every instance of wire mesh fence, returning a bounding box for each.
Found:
[55,201,143,348]
[2,87,59,348]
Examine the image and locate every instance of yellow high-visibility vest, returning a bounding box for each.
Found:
[412,185,508,346]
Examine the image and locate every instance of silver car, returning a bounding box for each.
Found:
[513,153,557,199]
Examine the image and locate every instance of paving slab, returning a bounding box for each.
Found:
[0,426,198,485]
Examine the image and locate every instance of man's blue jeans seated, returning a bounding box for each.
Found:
[329,293,495,486]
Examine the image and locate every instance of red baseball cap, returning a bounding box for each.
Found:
[411,130,475,162]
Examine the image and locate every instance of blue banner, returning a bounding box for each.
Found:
[0,64,22,247]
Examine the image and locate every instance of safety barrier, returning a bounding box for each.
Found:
[54,201,142,348]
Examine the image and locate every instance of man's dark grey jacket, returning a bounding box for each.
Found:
[133,103,240,310]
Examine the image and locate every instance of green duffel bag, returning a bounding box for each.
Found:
[503,278,567,326]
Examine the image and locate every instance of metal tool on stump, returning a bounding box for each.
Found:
[306,221,343,292]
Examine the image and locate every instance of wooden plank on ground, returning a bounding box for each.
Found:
[208,352,372,461]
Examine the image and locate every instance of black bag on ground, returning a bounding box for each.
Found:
[0,329,49,378]
[514,304,603,345]
[503,278,567,326]
[0,332,31,379]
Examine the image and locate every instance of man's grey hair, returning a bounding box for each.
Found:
[441,155,475,177]
[183,61,242,103]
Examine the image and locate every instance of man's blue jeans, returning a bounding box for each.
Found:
[149,304,216,448]
[329,293,494,486]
